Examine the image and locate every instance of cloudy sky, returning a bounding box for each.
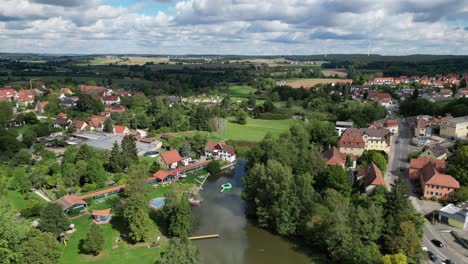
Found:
[0,0,467,55]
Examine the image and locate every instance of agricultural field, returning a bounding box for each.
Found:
[322,69,348,78]
[224,118,296,142]
[78,56,170,66]
[284,78,352,89]
[220,85,256,97]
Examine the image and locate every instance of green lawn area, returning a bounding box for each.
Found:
[60,170,207,264]
[224,118,296,142]
[6,190,47,211]
[60,215,165,264]
[220,85,256,97]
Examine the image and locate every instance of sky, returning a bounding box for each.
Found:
[0,0,467,55]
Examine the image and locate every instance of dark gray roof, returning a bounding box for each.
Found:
[423,144,448,157]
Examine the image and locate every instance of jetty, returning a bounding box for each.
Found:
[188,234,219,240]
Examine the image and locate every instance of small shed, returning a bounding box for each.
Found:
[92,208,112,224]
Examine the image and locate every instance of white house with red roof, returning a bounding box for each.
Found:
[113,125,129,136]
[204,141,236,162]
[157,149,183,169]
[102,95,121,105]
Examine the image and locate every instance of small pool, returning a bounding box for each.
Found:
[149,197,166,209]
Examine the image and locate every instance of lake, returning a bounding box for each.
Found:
[191,159,322,264]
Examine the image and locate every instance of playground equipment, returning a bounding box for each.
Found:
[220,183,232,192]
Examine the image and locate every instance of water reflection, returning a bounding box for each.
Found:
[191,159,321,264]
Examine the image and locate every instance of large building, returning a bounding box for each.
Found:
[205,141,236,163]
[439,202,468,229]
[415,161,459,200]
[338,128,392,156]
[440,116,468,139]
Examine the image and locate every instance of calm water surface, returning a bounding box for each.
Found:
[191,159,322,264]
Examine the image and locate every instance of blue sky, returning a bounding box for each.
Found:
[0,0,467,55]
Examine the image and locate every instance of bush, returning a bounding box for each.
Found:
[67,208,81,217]
[207,160,222,177]
[430,196,438,201]
[256,113,289,120]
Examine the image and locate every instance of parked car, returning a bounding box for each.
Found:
[444,259,455,264]
[428,251,437,262]
[431,239,444,247]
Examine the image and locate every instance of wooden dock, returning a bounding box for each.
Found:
[194,173,210,195]
[188,234,219,240]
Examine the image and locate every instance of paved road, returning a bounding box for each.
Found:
[389,118,467,263]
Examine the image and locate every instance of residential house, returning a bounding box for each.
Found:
[457,88,468,98]
[71,120,88,132]
[419,144,449,160]
[419,162,459,200]
[17,90,34,107]
[440,116,468,139]
[78,85,108,96]
[102,95,121,105]
[383,119,399,135]
[59,96,79,108]
[181,156,192,166]
[56,195,87,213]
[35,101,49,114]
[321,146,356,169]
[438,202,468,229]
[409,157,445,180]
[369,77,394,85]
[53,113,71,129]
[158,149,183,169]
[411,114,454,137]
[0,88,18,100]
[356,163,386,193]
[438,89,453,98]
[338,128,392,156]
[367,92,393,107]
[105,104,126,113]
[113,125,130,136]
[335,121,354,137]
[204,141,236,162]
[91,209,112,224]
[60,88,73,95]
[88,115,107,131]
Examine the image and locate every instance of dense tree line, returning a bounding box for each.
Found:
[399,98,468,117]
[243,124,424,263]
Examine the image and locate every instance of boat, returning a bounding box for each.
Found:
[188,197,202,206]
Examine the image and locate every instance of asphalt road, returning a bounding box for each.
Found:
[389,117,467,264]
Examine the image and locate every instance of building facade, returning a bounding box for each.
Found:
[440,116,468,139]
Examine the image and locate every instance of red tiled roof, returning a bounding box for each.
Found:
[410,157,445,171]
[18,90,34,102]
[338,129,366,148]
[384,119,398,127]
[92,208,111,217]
[56,195,87,210]
[60,88,73,95]
[103,95,119,101]
[114,125,128,134]
[78,85,107,95]
[421,162,459,188]
[363,163,386,187]
[151,160,210,181]
[160,149,182,165]
[322,146,355,166]
[205,141,235,155]
[71,120,87,129]
[153,170,170,180]
[89,115,107,128]
[80,185,125,199]
[0,88,17,98]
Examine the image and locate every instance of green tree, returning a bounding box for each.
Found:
[121,135,138,167]
[82,223,104,255]
[163,188,192,238]
[316,165,351,196]
[103,118,113,133]
[382,253,408,264]
[19,231,62,264]
[446,145,468,185]
[21,129,37,148]
[108,141,124,173]
[235,109,247,125]
[159,238,199,264]
[11,149,31,165]
[39,203,70,236]
[262,99,276,112]
[206,160,221,177]
[123,164,154,242]
[0,101,13,128]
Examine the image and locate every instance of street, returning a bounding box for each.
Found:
[387,117,468,264]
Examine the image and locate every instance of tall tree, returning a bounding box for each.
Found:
[108,141,124,173]
[163,188,192,238]
[123,164,154,242]
[121,135,138,167]
[159,238,199,264]
[103,118,114,133]
[39,203,70,236]
[0,101,13,128]
[82,223,104,255]
[19,231,62,264]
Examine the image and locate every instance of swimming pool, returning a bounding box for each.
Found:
[149,197,166,209]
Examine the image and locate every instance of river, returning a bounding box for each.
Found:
[191,159,322,264]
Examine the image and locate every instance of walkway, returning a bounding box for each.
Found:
[33,189,52,202]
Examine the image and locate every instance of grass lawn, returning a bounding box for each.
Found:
[220,85,256,97]
[60,215,165,264]
[223,118,296,142]
[6,190,47,211]
[60,171,207,264]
